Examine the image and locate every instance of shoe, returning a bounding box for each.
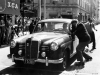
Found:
[90,49,94,53]
[90,48,96,52]
[92,47,96,50]
[85,57,92,62]
[75,62,85,67]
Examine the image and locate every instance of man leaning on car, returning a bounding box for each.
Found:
[70,19,92,67]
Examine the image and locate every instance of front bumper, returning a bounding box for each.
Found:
[12,55,63,66]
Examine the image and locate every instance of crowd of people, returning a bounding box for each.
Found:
[0,18,12,46]
[0,15,40,47]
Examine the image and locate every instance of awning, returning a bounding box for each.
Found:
[0,0,20,15]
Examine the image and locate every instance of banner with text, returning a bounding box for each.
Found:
[0,0,20,15]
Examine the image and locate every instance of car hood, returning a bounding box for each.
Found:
[14,32,70,44]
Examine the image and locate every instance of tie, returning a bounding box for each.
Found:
[90,23,92,28]
[90,23,91,26]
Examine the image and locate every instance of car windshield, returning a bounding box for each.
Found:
[34,22,70,34]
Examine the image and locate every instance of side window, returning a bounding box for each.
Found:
[34,23,47,32]
[63,23,67,30]
[34,24,41,32]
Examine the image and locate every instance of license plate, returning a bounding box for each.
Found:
[24,59,35,64]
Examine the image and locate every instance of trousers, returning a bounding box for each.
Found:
[76,41,91,62]
[89,31,96,49]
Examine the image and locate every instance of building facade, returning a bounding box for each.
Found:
[98,0,100,20]
[25,0,99,21]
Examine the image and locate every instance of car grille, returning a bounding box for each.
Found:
[41,46,49,51]
[25,39,39,59]
[30,41,39,59]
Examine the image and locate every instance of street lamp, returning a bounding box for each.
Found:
[39,0,41,20]
[43,0,46,19]
[39,0,46,20]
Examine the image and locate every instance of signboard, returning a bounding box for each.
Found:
[0,0,20,15]
[0,0,6,12]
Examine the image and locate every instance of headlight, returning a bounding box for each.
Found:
[50,42,58,51]
[18,50,22,56]
[10,40,16,48]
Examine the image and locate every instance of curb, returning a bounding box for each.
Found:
[0,45,9,48]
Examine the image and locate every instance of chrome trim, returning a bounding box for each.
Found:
[35,58,63,64]
[37,41,41,58]
[25,41,27,58]
[46,57,48,66]
[12,57,63,64]
[30,40,32,59]
[14,57,24,61]
[41,45,49,51]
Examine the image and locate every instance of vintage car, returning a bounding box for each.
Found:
[8,18,79,70]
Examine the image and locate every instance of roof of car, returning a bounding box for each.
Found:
[38,18,72,23]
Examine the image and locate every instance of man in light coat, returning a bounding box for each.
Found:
[85,18,97,52]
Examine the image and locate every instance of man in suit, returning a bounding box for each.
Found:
[85,18,97,52]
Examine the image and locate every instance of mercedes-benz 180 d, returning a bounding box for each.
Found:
[8,18,79,70]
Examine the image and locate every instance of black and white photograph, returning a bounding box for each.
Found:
[0,0,100,75]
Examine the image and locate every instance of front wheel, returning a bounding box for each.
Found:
[57,50,69,71]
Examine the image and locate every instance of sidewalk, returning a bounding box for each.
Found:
[0,45,8,48]
[60,25,100,75]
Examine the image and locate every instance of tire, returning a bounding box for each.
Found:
[46,50,69,71]
[59,50,69,71]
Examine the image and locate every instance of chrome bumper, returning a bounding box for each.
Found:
[12,55,63,66]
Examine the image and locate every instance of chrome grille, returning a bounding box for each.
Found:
[25,39,39,59]
[30,41,39,59]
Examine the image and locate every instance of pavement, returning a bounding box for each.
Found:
[60,24,100,75]
[0,45,8,48]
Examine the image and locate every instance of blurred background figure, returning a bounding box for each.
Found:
[29,20,35,34]
[0,19,5,46]
[85,18,97,52]
[62,23,69,33]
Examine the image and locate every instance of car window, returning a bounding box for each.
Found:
[34,22,70,34]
